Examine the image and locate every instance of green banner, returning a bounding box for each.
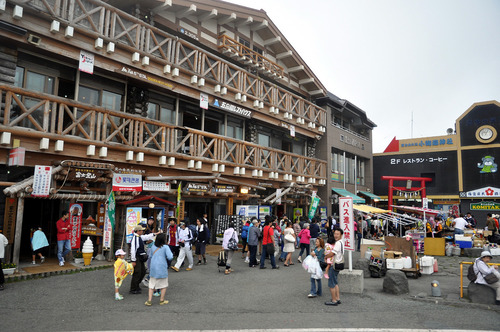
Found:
[176,181,182,219]
[108,191,116,230]
[470,201,500,211]
[308,196,320,220]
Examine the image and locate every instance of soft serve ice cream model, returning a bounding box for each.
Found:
[82,237,94,266]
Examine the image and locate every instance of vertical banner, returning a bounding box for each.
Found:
[69,203,83,249]
[200,92,209,110]
[176,181,182,220]
[276,188,282,205]
[79,50,94,74]
[308,196,320,220]
[339,197,354,251]
[3,197,17,243]
[103,192,115,249]
[32,165,52,197]
[126,207,141,243]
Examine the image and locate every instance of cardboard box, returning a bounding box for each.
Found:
[384,251,403,259]
[484,231,493,237]
[371,250,382,258]
[473,239,485,248]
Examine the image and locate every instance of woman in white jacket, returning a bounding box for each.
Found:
[222,222,239,275]
[474,250,500,305]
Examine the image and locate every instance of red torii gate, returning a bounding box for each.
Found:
[381,176,433,210]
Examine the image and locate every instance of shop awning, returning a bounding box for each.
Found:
[331,188,365,204]
[353,204,390,214]
[391,205,443,217]
[358,191,380,201]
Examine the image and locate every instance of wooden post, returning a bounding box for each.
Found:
[12,197,24,268]
[227,197,233,215]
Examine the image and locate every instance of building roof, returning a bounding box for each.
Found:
[317,91,377,129]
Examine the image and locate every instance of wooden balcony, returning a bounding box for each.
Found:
[7,0,326,128]
[0,85,326,181]
[218,35,284,78]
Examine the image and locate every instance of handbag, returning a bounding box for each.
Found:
[266,243,275,255]
[228,230,239,250]
[284,233,295,243]
[484,273,499,284]
[319,261,328,271]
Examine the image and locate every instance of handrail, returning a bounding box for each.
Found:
[217,35,284,78]
[0,85,326,179]
[459,261,500,298]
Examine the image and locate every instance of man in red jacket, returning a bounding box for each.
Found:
[259,219,279,270]
[56,211,71,266]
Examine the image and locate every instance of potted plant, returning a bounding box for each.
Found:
[1,262,16,275]
[73,251,84,264]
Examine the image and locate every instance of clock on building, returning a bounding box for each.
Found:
[475,125,497,143]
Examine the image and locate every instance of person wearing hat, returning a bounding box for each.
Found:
[129,224,157,294]
[473,251,500,305]
[171,222,194,272]
[114,248,133,300]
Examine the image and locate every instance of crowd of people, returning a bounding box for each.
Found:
[115,214,346,307]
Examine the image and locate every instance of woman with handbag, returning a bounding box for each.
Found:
[473,251,500,305]
[283,222,296,266]
[308,238,325,298]
[222,222,239,275]
[145,233,173,306]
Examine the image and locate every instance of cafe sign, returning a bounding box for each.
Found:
[214,185,235,193]
[68,168,104,181]
[470,201,500,211]
[186,183,209,192]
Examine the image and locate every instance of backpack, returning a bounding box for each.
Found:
[241,224,249,239]
[467,262,477,282]
[217,250,227,266]
[187,224,197,242]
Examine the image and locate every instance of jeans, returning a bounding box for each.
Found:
[310,238,317,252]
[356,232,362,251]
[57,239,71,263]
[298,243,310,258]
[310,277,322,296]
[454,228,464,242]
[260,243,276,268]
[249,245,258,266]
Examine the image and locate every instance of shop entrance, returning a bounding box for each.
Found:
[182,201,212,227]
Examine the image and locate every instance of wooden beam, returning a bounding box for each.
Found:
[176,4,196,19]
[12,197,24,268]
[236,16,253,27]
[276,50,293,60]
[218,13,237,25]
[199,9,217,22]
[263,36,281,46]
[252,19,268,31]
[287,65,304,73]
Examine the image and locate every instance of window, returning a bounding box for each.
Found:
[258,133,270,147]
[239,37,250,49]
[253,45,263,55]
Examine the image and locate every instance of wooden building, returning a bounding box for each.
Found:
[0,0,329,263]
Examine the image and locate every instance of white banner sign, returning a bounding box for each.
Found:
[200,92,209,110]
[32,165,52,197]
[339,197,354,251]
[276,188,282,205]
[112,173,142,192]
[143,181,171,192]
[79,50,94,74]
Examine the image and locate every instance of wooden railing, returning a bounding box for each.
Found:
[9,0,326,127]
[0,85,326,180]
[217,35,284,78]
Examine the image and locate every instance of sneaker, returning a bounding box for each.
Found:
[259,266,267,269]
[59,261,64,266]
[225,269,230,275]
[40,256,45,264]
[32,261,36,265]
[153,291,161,297]
[62,257,65,263]
[144,300,152,306]
[186,267,193,271]
[272,266,279,269]
[298,257,302,263]
[171,266,179,272]
[129,289,142,294]
[244,258,250,263]
[325,301,338,306]
[196,261,202,266]
[308,294,316,298]
[337,300,341,304]
[115,294,124,301]
[159,300,169,305]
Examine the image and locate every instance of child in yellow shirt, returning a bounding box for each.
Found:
[114,249,133,300]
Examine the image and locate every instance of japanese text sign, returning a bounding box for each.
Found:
[69,203,83,249]
[339,197,354,251]
[112,173,142,192]
[32,165,52,197]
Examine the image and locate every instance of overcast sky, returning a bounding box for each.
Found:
[225,0,500,152]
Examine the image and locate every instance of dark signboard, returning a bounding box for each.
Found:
[459,103,500,147]
[373,151,458,195]
[461,148,500,192]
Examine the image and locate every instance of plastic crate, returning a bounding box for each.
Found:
[456,240,472,249]
[386,258,404,270]
[421,266,434,275]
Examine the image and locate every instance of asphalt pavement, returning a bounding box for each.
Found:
[1,249,499,331]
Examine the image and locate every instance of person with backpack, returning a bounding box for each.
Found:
[195,218,208,265]
[222,222,239,275]
[486,213,498,243]
[129,225,157,294]
[241,219,250,259]
[472,251,500,305]
[171,222,194,272]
